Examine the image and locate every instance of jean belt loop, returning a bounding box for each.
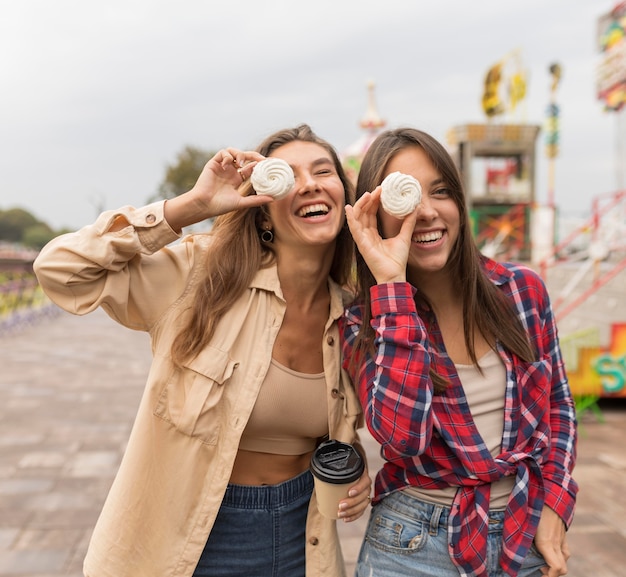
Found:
[429,505,443,535]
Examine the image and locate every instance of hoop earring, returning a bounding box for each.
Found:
[261,229,274,243]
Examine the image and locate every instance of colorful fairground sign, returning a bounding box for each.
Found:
[597,1,626,110]
[566,322,626,398]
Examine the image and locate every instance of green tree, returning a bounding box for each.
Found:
[21,223,55,249]
[152,145,214,201]
[0,208,38,242]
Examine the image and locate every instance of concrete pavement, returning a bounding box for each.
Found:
[1,308,625,576]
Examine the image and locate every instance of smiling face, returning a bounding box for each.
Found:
[379,145,460,282]
[264,140,347,253]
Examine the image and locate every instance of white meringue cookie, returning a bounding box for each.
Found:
[250,158,295,200]
[380,171,422,218]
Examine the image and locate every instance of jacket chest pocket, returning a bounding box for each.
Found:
[154,347,239,444]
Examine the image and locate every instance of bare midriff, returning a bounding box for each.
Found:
[229,449,315,486]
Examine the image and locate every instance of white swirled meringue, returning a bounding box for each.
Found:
[380,171,422,218]
[250,158,295,200]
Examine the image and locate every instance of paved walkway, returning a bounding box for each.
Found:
[1,308,625,576]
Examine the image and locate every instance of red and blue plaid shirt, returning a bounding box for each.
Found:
[341,258,578,577]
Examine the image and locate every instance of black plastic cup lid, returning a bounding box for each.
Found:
[310,440,364,484]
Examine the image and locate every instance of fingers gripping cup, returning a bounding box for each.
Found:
[310,440,364,519]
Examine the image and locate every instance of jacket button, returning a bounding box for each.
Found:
[331,389,339,398]
[146,213,156,224]
[326,335,335,346]
[309,537,319,546]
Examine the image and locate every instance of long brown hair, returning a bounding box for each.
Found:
[351,127,535,392]
[171,124,354,365]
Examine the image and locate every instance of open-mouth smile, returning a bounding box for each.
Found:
[297,203,330,218]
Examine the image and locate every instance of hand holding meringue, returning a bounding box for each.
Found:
[380,172,422,218]
[250,158,295,200]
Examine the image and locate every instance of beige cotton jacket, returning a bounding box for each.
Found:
[33,201,364,577]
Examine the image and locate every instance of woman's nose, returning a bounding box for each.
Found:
[416,196,437,220]
[294,171,319,194]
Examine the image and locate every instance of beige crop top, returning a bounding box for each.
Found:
[238,358,329,455]
[404,349,516,509]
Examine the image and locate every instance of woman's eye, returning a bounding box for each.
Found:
[432,188,450,197]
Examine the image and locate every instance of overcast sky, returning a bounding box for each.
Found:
[0,0,620,231]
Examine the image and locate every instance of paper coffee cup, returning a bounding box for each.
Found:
[310,440,364,519]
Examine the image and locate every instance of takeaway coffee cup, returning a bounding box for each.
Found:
[310,440,364,519]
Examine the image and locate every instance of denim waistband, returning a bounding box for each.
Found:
[222,470,314,510]
[381,490,506,534]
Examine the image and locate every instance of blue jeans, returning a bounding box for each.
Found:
[194,470,313,577]
[356,490,546,577]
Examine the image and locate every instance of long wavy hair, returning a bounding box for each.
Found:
[351,127,535,392]
[171,124,354,366]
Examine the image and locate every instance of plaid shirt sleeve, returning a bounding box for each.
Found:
[527,271,578,527]
[342,282,435,459]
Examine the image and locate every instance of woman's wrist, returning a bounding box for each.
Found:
[375,274,407,284]
[163,191,210,232]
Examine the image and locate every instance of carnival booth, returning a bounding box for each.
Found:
[446,123,541,262]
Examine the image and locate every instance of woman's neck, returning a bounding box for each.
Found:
[408,268,457,311]
[276,249,333,311]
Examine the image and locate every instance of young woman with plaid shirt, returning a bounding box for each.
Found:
[341,128,578,577]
